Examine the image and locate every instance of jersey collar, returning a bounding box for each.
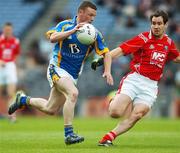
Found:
[148,30,166,40]
[0,34,13,41]
[72,16,77,25]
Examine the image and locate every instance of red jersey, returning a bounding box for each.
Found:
[0,34,20,62]
[120,31,179,81]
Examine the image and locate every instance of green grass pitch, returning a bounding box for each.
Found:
[0,117,180,153]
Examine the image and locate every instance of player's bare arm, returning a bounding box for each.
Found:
[110,47,124,59]
[103,52,114,85]
[102,47,124,85]
[173,54,180,63]
[49,23,85,43]
[0,60,5,67]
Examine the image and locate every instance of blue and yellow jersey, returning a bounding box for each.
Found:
[46,16,109,79]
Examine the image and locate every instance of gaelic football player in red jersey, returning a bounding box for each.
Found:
[98,10,180,146]
[0,22,20,122]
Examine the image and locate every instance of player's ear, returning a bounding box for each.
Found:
[78,9,84,15]
[164,22,168,29]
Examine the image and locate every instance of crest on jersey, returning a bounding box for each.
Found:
[138,33,148,43]
[149,44,154,49]
[164,45,168,50]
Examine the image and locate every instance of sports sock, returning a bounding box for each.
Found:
[100,131,117,142]
[20,96,30,105]
[64,125,74,137]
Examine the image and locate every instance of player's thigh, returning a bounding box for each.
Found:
[55,77,78,98]
[131,103,150,118]
[109,93,132,115]
[47,87,66,112]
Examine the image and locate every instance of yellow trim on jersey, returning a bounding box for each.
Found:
[82,47,91,63]
[52,74,60,82]
[94,41,109,55]
[46,30,56,39]
[57,42,62,67]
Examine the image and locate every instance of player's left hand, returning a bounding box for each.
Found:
[91,58,104,71]
[91,59,98,70]
[102,72,114,86]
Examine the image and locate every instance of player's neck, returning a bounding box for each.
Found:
[4,35,13,39]
[154,33,164,40]
[76,16,85,24]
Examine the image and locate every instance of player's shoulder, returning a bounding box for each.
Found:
[95,28,104,39]
[137,31,149,43]
[95,28,102,35]
[15,38,20,44]
[164,34,173,45]
[0,34,3,41]
[55,19,73,28]
[12,36,20,44]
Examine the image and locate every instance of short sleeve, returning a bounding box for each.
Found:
[94,30,109,56]
[120,33,146,55]
[45,21,68,38]
[14,38,20,55]
[167,40,179,61]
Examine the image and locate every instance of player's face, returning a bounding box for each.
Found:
[3,25,13,38]
[78,7,96,23]
[151,16,167,38]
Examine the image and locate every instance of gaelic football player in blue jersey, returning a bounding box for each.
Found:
[8,1,113,145]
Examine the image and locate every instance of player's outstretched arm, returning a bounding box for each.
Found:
[0,60,5,67]
[173,54,180,63]
[103,52,113,85]
[110,47,124,59]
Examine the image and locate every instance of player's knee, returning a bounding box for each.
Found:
[109,108,123,118]
[69,90,79,103]
[109,104,124,118]
[110,112,120,118]
[47,111,55,115]
[45,108,56,115]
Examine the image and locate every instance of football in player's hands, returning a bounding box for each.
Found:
[76,23,97,45]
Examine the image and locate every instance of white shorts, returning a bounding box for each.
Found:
[0,62,17,85]
[47,64,77,88]
[117,72,158,108]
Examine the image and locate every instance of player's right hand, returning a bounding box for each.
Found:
[0,60,5,67]
[73,23,85,32]
[102,72,114,86]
